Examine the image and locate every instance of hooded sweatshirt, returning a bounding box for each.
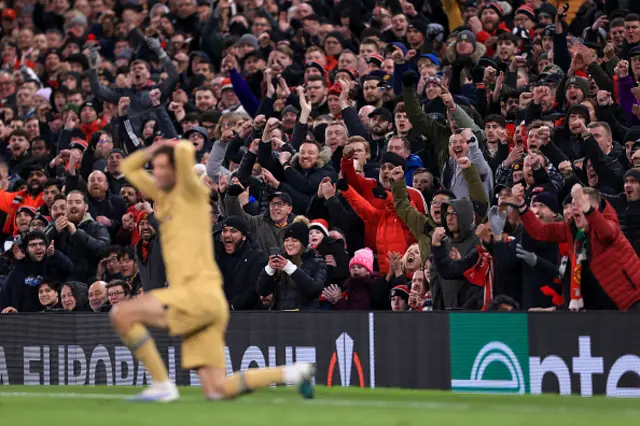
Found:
[430,198,482,309]
[63,280,90,311]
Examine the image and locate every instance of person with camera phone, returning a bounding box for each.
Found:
[256,220,327,310]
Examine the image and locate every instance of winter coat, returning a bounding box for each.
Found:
[66,174,128,236]
[259,142,338,214]
[392,164,488,264]
[63,280,90,312]
[0,189,45,236]
[402,82,486,175]
[0,250,74,313]
[313,237,350,287]
[135,215,167,292]
[48,213,111,284]
[341,184,417,274]
[404,154,424,186]
[215,237,267,310]
[431,198,481,310]
[256,249,327,310]
[333,274,381,310]
[603,193,640,256]
[521,201,640,311]
[341,156,426,255]
[224,194,293,254]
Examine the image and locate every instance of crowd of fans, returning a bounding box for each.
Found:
[1,0,640,315]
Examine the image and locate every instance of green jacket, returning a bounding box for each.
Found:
[402,84,486,174]
[391,164,488,264]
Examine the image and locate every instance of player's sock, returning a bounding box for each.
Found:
[222,368,285,398]
[122,323,170,384]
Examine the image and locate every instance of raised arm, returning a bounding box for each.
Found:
[120,148,162,201]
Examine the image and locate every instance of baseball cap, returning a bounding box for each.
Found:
[266,192,293,205]
[368,108,393,122]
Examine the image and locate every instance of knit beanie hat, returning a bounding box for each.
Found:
[624,127,640,143]
[221,215,249,236]
[381,151,407,170]
[566,104,590,123]
[349,248,374,274]
[565,76,589,99]
[515,5,536,21]
[309,219,329,238]
[390,285,410,301]
[284,222,310,247]
[625,168,640,183]
[532,192,560,214]
[456,30,477,48]
[481,1,503,17]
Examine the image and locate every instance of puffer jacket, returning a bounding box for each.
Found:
[521,199,640,311]
[430,198,482,310]
[256,249,327,310]
[341,185,417,274]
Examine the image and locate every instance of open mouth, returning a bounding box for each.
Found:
[626,188,634,198]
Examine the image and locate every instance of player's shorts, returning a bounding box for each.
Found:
[150,280,229,370]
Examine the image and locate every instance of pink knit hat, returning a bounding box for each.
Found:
[349,248,374,274]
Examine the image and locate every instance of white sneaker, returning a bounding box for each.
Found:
[130,381,179,403]
[285,363,316,399]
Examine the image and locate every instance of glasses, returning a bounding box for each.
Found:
[28,242,46,248]
[108,290,125,297]
[270,201,286,208]
[444,210,457,217]
[105,256,118,264]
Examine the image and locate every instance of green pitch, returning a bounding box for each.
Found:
[0,385,638,425]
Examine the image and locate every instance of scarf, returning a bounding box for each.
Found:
[569,229,588,311]
[463,245,494,310]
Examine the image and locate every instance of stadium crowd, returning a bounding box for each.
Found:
[1,0,640,314]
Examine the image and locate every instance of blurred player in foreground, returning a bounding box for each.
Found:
[112,139,314,402]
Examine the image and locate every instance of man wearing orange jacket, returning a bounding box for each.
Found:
[0,162,47,235]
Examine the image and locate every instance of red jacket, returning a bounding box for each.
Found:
[0,190,45,235]
[341,157,427,252]
[341,185,417,273]
[521,201,640,311]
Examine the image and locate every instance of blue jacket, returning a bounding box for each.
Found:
[405,154,424,186]
[0,250,74,313]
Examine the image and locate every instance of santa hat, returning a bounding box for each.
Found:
[349,248,374,274]
[309,219,329,238]
[221,78,233,92]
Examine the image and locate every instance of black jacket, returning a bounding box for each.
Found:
[135,214,167,291]
[215,237,267,310]
[312,237,350,287]
[256,249,327,310]
[65,174,128,236]
[306,193,365,256]
[64,280,90,312]
[48,214,111,284]
[0,250,74,313]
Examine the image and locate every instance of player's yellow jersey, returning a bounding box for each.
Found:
[120,142,221,289]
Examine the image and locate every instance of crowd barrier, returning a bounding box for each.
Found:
[1,312,639,397]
